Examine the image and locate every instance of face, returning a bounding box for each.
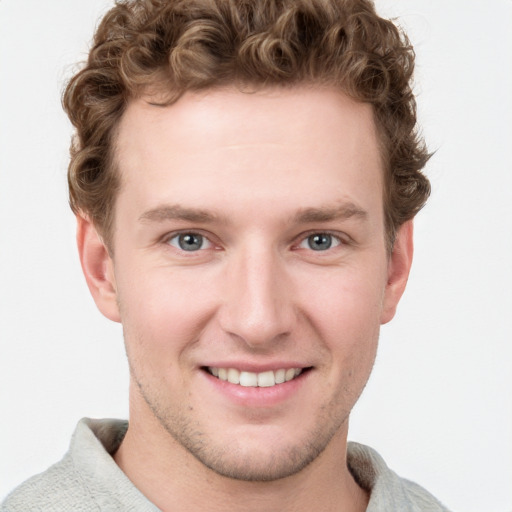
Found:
[80,87,412,481]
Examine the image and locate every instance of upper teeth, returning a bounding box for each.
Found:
[208,367,302,387]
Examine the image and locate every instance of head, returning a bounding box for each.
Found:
[64,0,430,254]
[68,0,429,486]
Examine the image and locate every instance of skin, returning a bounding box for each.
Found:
[78,87,413,512]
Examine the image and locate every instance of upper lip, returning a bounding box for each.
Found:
[201,361,311,373]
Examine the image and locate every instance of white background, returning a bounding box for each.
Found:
[0,1,511,510]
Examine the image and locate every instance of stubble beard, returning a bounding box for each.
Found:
[129,364,353,483]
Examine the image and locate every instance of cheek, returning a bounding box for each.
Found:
[300,268,384,380]
[303,268,386,337]
[116,267,218,357]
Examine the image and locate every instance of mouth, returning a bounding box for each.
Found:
[203,366,310,388]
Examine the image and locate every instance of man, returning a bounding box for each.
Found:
[2,0,449,510]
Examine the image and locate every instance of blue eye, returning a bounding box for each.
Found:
[300,233,341,251]
[168,233,212,251]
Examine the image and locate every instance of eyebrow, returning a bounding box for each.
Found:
[138,202,368,225]
[293,203,368,224]
[139,205,221,224]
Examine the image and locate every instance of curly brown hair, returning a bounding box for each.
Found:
[63,0,430,251]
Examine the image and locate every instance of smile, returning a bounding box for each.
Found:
[206,367,304,387]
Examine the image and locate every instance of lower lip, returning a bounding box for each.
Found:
[200,369,311,408]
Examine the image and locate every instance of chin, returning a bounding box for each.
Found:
[152,404,348,482]
[176,432,332,482]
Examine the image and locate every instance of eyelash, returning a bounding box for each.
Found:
[163,229,349,254]
[164,231,216,252]
[295,231,347,252]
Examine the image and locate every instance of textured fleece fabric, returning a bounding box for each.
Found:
[2,418,450,511]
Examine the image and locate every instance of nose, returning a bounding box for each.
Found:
[218,244,295,349]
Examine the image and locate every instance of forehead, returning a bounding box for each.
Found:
[114,86,383,224]
[118,86,378,154]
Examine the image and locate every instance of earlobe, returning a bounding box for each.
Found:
[76,215,121,323]
[380,220,414,325]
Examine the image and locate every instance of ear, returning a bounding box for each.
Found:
[76,215,121,323]
[380,220,414,325]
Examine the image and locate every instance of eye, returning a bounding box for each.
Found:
[298,233,342,251]
[167,232,213,252]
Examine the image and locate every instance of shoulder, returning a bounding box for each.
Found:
[347,442,451,512]
[1,455,98,512]
[1,418,152,512]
